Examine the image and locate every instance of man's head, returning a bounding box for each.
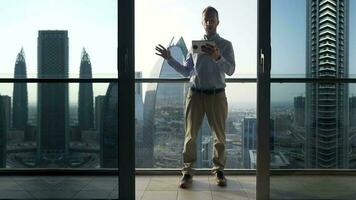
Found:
[202,6,219,36]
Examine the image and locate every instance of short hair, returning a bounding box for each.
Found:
[202,6,219,20]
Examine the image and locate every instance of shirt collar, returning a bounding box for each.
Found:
[204,33,220,41]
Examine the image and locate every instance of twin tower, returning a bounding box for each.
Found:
[14,30,94,162]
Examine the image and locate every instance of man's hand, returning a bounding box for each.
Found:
[201,43,220,61]
[155,44,172,60]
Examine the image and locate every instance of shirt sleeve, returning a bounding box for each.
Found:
[216,41,235,76]
[167,52,194,77]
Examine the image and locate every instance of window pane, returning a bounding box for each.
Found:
[0,82,117,168]
[271,0,306,77]
[135,0,257,78]
[135,82,256,169]
[0,0,118,78]
[271,0,356,198]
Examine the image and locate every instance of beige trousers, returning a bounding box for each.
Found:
[182,89,228,175]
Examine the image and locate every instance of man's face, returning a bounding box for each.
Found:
[202,11,219,36]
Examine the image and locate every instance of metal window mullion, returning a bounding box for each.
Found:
[119,0,135,199]
[257,0,271,199]
[0,78,117,83]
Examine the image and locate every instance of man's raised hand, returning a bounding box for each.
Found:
[201,43,220,61]
[155,44,172,60]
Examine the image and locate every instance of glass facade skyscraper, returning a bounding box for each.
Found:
[0,95,7,167]
[78,48,94,130]
[306,0,349,168]
[37,30,69,162]
[141,37,188,167]
[100,82,118,168]
[12,48,28,130]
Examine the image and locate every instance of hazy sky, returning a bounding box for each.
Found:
[135,0,257,104]
[0,0,117,78]
[136,0,356,104]
[0,0,117,103]
[0,0,355,105]
[135,0,257,78]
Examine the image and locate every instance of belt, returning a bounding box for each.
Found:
[190,87,225,95]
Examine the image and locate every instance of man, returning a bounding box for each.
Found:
[155,6,235,188]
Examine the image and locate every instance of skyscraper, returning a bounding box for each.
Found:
[37,30,69,160]
[0,95,7,167]
[142,37,187,167]
[306,0,349,168]
[349,96,356,128]
[294,96,305,127]
[78,48,94,130]
[95,95,105,131]
[100,82,118,167]
[135,72,144,166]
[242,117,276,168]
[1,96,11,131]
[12,48,28,130]
[242,118,257,168]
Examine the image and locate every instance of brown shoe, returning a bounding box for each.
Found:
[179,174,193,189]
[215,171,227,186]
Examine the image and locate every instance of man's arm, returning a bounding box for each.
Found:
[167,52,194,77]
[216,41,235,76]
[155,44,194,77]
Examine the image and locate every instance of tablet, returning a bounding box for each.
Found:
[192,40,216,54]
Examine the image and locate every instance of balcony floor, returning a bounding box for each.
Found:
[1,175,356,199]
[135,175,255,200]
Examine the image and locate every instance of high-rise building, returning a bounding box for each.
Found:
[305,0,349,168]
[1,96,11,131]
[78,48,94,130]
[242,117,275,168]
[242,118,256,168]
[142,37,188,167]
[294,96,305,127]
[37,30,69,160]
[135,72,143,98]
[135,72,144,166]
[100,82,118,167]
[349,96,356,128]
[0,95,7,167]
[12,48,28,130]
[95,95,105,131]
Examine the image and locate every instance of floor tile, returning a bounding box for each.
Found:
[209,176,244,191]
[212,191,249,200]
[146,177,179,191]
[136,177,150,191]
[177,190,212,200]
[187,176,210,191]
[141,191,177,200]
[136,189,145,200]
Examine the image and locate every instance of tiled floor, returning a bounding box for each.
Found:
[1,175,356,199]
[0,176,118,199]
[135,175,255,200]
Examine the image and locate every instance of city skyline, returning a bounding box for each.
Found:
[0,0,117,105]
